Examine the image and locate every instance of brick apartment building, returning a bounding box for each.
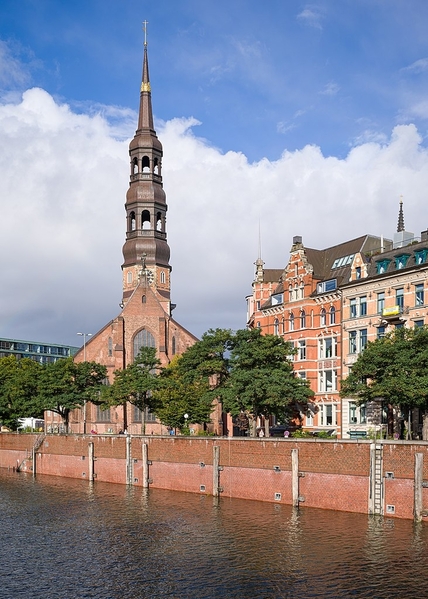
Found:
[246,200,428,439]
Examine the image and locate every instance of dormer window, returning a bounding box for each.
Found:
[415,249,428,265]
[394,254,410,270]
[376,259,391,275]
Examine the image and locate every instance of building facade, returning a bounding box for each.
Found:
[46,38,199,435]
[247,201,428,439]
[0,337,78,364]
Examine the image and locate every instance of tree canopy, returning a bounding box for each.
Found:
[170,328,313,436]
[0,356,43,429]
[37,358,107,432]
[341,326,428,439]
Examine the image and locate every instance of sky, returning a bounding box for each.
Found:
[1,0,428,348]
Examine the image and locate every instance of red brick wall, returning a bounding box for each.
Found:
[1,435,427,521]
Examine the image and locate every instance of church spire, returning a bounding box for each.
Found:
[138,21,154,131]
[397,195,405,232]
[122,25,171,306]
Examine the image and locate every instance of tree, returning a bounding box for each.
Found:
[37,358,107,432]
[153,355,213,432]
[340,327,428,439]
[0,356,43,429]
[102,347,160,432]
[174,328,313,437]
[219,328,313,436]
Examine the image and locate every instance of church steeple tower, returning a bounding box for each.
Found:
[122,26,171,306]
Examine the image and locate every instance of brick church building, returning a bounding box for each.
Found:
[46,38,198,435]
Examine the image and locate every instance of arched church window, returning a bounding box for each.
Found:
[133,328,156,360]
[127,271,132,284]
[132,157,138,174]
[108,337,113,357]
[142,210,151,230]
[142,156,150,172]
[130,211,136,231]
[142,295,146,304]
[156,211,162,231]
[171,336,176,355]
[160,271,165,284]
[154,157,160,175]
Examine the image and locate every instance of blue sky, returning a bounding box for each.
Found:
[1,1,428,346]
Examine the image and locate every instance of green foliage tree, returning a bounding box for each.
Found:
[102,347,160,432]
[219,328,313,436]
[0,356,43,430]
[171,328,313,437]
[153,355,213,432]
[340,327,428,439]
[37,358,107,432]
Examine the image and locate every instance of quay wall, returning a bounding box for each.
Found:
[1,434,428,521]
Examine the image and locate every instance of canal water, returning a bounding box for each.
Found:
[1,470,427,599]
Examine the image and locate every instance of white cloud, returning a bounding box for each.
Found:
[319,82,340,96]
[1,88,428,346]
[401,58,428,74]
[297,7,324,30]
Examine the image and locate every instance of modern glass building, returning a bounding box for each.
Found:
[0,337,79,364]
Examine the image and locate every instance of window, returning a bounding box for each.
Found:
[349,329,367,354]
[377,292,385,314]
[349,402,367,425]
[376,259,391,274]
[359,329,368,351]
[396,288,404,310]
[127,271,132,284]
[415,249,428,265]
[160,271,166,284]
[271,293,283,305]
[319,370,337,393]
[256,300,261,310]
[349,331,357,354]
[297,340,306,360]
[172,336,176,355]
[320,308,326,327]
[300,310,306,329]
[319,404,335,426]
[289,313,294,331]
[96,406,110,422]
[350,297,366,318]
[133,328,156,359]
[274,319,279,336]
[377,326,386,339]
[395,254,410,270]
[355,266,361,279]
[297,371,306,379]
[330,306,336,324]
[317,279,337,294]
[415,283,424,307]
[319,337,336,359]
[414,320,424,329]
[108,337,113,357]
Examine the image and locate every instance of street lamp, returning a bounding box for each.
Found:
[77,332,92,435]
[77,332,92,361]
[184,413,189,435]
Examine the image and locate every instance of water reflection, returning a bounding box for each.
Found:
[0,470,427,598]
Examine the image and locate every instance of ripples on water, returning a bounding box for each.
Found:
[0,470,427,599]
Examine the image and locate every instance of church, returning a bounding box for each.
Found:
[45,36,198,435]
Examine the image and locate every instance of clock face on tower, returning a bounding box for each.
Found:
[145,268,155,285]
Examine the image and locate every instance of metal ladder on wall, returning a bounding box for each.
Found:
[17,433,46,473]
[370,443,384,515]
